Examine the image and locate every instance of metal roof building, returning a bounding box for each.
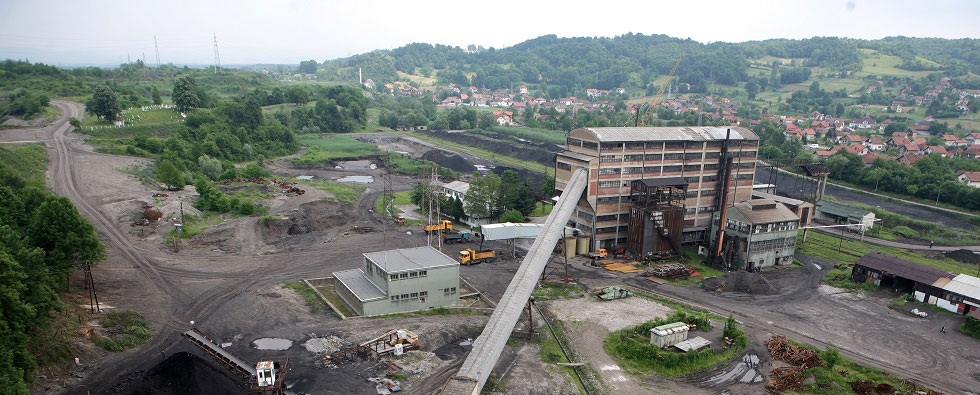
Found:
[851,252,978,317]
[334,246,459,317]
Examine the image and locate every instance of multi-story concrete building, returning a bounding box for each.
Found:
[717,198,800,271]
[554,126,760,250]
[333,246,459,317]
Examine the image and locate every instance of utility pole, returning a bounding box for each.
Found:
[212,33,220,74]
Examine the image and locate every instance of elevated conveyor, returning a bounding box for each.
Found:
[442,168,589,395]
[183,328,256,380]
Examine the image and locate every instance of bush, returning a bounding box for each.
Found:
[93,310,151,352]
[962,316,980,339]
[891,226,919,239]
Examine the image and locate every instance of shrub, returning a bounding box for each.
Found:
[962,316,980,340]
[891,226,919,239]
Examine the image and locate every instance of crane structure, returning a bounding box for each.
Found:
[632,54,683,127]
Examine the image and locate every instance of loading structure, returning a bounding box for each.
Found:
[441,168,589,395]
[626,177,686,257]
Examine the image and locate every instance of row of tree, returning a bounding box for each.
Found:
[0,145,105,392]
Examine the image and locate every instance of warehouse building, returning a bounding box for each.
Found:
[554,126,760,251]
[851,252,979,317]
[333,246,459,317]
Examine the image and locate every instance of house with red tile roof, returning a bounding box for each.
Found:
[957,170,980,187]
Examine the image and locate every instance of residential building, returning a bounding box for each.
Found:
[554,126,760,250]
[332,246,459,317]
[715,198,800,271]
[956,170,980,187]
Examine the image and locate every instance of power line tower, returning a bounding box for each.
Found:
[212,33,220,74]
[154,36,161,67]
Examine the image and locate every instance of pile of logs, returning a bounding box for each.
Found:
[765,366,804,393]
[849,379,876,395]
[766,335,824,369]
[646,263,695,279]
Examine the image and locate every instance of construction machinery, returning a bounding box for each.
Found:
[459,248,495,265]
[182,328,288,394]
[631,54,683,127]
[423,220,453,234]
[588,248,608,259]
[442,231,472,244]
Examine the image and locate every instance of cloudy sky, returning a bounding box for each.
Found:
[1,0,978,67]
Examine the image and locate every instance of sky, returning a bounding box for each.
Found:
[1,0,979,67]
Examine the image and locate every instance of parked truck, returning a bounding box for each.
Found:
[588,248,608,259]
[423,220,453,234]
[442,231,471,244]
[459,248,495,265]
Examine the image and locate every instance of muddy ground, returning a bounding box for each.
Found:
[5,108,979,395]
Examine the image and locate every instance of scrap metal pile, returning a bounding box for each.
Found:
[645,263,698,279]
[765,335,824,394]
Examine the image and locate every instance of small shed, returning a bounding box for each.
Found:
[814,200,876,231]
[649,322,689,348]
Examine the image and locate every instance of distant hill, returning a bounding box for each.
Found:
[318,34,980,98]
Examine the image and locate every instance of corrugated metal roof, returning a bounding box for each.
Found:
[751,191,806,206]
[854,252,954,285]
[729,199,800,224]
[333,269,386,301]
[574,126,759,142]
[816,200,873,219]
[480,223,543,240]
[442,180,470,194]
[650,322,689,336]
[673,336,712,352]
[364,246,458,273]
[943,274,980,300]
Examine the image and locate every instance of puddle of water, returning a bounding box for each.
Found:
[336,175,374,183]
[252,338,293,350]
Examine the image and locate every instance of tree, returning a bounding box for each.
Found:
[285,86,309,105]
[499,170,536,216]
[444,196,466,222]
[172,76,200,112]
[298,60,318,74]
[89,86,120,120]
[465,172,501,220]
[150,86,162,105]
[499,209,525,223]
[156,159,183,190]
[26,196,106,288]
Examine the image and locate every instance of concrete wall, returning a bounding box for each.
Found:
[334,282,364,316]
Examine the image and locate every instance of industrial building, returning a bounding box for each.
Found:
[713,198,801,271]
[814,200,876,232]
[554,126,760,252]
[333,246,459,317]
[851,252,980,317]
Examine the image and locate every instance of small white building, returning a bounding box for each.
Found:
[649,322,689,348]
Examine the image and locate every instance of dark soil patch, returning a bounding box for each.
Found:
[432,337,473,360]
[943,249,980,265]
[105,351,246,395]
[420,150,474,172]
[701,271,781,295]
[426,130,557,166]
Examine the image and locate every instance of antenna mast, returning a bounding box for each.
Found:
[212,33,220,74]
[154,36,161,67]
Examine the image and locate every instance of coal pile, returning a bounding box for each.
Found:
[420,150,474,173]
[108,352,246,395]
[701,271,781,295]
[943,249,980,265]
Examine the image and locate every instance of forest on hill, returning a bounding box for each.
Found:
[319,34,980,97]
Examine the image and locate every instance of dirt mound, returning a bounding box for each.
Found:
[106,352,245,395]
[701,271,781,295]
[259,200,352,241]
[943,249,980,265]
[420,150,474,172]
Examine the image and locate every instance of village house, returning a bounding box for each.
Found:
[957,170,980,188]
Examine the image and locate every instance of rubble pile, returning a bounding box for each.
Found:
[646,263,696,279]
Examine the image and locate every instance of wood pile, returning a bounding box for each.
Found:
[765,335,824,369]
[646,263,696,279]
[849,379,875,395]
[765,366,804,393]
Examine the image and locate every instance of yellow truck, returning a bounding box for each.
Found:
[459,249,495,265]
[423,220,453,234]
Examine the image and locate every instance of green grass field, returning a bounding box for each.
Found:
[290,134,379,165]
[855,49,938,79]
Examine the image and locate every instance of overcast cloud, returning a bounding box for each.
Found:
[1,0,978,66]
